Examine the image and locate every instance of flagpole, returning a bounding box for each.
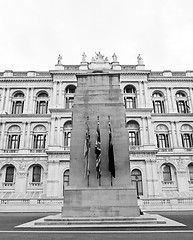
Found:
[98,116,101,187]
[87,116,90,187]
[109,116,113,187]
[108,115,115,185]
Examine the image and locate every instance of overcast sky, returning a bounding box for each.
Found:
[1,0,193,71]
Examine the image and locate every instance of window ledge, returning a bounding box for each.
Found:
[158,148,173,152]
[30,149,46,153]
[29,182,43,187]
[2,182,15,187]
[4,149,19,153]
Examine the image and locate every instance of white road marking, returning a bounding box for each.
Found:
[0,230,193,234]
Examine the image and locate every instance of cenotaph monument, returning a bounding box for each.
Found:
[62,53,140,217]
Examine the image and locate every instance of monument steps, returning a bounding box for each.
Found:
[34,215,166,226]
[15,213,186,228]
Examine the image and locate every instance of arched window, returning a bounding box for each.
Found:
[11,92,24,114]
[32,165,41,183]
[123,85,137,109]
[127,120,140,146]
[7,125,21,150]
[152,91,165,113]
[65,85,76,109]
[156,124,171,150]
[63,169,70,196]
[63,121,72,149]
[161,163,177,189]
[175,91,190,113]
[63,169,70,188]
[27,164,43,187]
[5,165,15,183]
[36,92,49,114]
[131,169,143,197]
[188,163,193,184]
[163,164,172,182]
[32,125,46,150]
[181,124,193,148]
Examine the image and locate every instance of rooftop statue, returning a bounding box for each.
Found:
[112,53,118,62]
[91,52,108,63]
[57,54,62,65]
[137,54,144,65]
[95,52,104,62]
[82,52,87,62]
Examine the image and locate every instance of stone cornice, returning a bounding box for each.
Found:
[148,77,193,82]
[0,77,52,82]
[0,113,51,119]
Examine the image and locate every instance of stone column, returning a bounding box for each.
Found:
[171,121,177,148]
[24,88,30,113]
[142,117,147,145]
[0,88,6,113]
[0,122,5,149]
[147,117,154,145]
[50,117,55,145]
[61,89,65,108]
[136,89,140,108]
[58,82,62,108]
[29,129,33,150]
[170,88,176,113]
[54,117,58,145]
[169,129,173,148]
[138,81,144,108]
[26,122,31,149]
[29,88,34,113]
[139,126,144,146]
[4,88,10,113]
[175,121,182,147]
[57,117,61,146]
[189,88,193,111]
[21,122,26,150]
[47,121,51,148]
[3,128,8,149]
[52,82,57,107]
[166,87,172,113]
[143,82,149,107]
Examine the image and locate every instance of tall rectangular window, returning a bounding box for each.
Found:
[156,134,170,148]
[33,135,46,149]
[125,97,136,109]
[12,101,24,114]
[5,166,14,182]
[181,134,193,148]
[36,101,48,114]
[32,166,41,182]
[8,135,20,149]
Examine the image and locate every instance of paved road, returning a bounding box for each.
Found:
[0,211,192,240]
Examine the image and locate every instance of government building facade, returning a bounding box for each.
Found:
[0,53,193,210]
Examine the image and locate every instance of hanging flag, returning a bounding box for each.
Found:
[95,121,101,179]
[108,120,115,178]
[84,121,91,177]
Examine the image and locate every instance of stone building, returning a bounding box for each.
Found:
[0,52,193,208]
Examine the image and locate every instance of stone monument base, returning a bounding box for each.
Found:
[61,186,140,217]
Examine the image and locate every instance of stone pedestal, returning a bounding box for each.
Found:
[62,186,139,217]
[62,73,140,217]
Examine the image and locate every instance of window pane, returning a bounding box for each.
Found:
[154,101,162,113]
[63,170,70,188]
[32,166,41,182]
[5,166,14,182]
[189,165,193,181]
[163,165,172,181]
